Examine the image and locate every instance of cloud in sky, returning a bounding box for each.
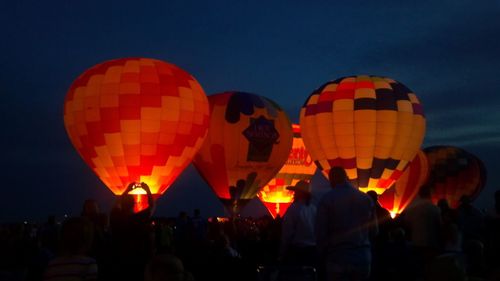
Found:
[425,105,500,147]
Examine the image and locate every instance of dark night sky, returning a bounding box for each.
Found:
[1,0,499,222]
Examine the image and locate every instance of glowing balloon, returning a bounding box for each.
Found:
[300,75,426,194]
[257,124,317,218]
[424,146,487,208]
[193,92,293,215]
[379,150,429,218]
[63,58,210,211]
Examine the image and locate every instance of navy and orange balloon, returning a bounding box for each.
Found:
[257,124,316,218]
[193,92,293,215]
[63,58,210,211]
[424,146,487,208]
[300,75,426,194]
[379,150,429,218]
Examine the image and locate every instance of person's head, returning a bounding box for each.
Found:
[286,180,312,203]
[59,217,94,256]
[459,195,472,206]
[145,254,194,281]
[366,190,378,203]
[390,227,406,242]
[82,199,99,217]
[437,198,450,210]
[178,211,187,219]
[194,209,201,217]
[495,190,500,203]
[328,167,348,187]
[418,184,432,199]
[47,215,56,225]
[495,190,500,212]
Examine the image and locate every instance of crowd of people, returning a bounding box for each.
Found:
[1,168,500,281]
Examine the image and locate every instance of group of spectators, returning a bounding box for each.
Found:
[1,167,500,281]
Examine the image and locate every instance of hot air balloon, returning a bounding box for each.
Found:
[63,58,210,212]
[193,92,293,216]
[300,75,426,194]
[424,146,487,208]
[378,150,429,218]
[257,124,317,218]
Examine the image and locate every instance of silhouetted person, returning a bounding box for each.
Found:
[486,190,500,279]
[174,211,190,260]
[144,254,194,281]
[189,209,207,243]
[437,198,457,225]
[316,167,377,281]
[39,215,59,257]
[81,199,100,219]
[382,227,414,280]
[366,191,392,242]
[280,180,317,267]
[43,217,97,281]
[463,239,487,279]
[80,200,105,254]
[366,190,392,281]
[81,199,112,280]
[110,182,155,281]
[425,223,467,281]
[457,195,485,242]
[403,185,441,277]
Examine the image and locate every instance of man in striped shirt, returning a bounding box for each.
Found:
[44,217,97,281]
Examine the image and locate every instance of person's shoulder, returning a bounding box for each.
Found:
[49,255,96,266]
[353,188,372,202]
[319,189,337,201]
[303,202,317,213]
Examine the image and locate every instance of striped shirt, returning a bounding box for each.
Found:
[44,255,97,281]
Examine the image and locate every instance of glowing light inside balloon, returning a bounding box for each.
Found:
[63,58,210,212]
[379,150,429,217]
[193,92,293,216]
[257,124,316,218]
[300,75,426,195]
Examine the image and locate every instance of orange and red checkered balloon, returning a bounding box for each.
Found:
[300,75,426,194]
[424,146,487,208]
[379,150,428,218]
[257,124,316,218]
[193,92,293,215]
[63,58,210,202]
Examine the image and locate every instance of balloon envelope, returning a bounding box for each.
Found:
[193,92,293,215]
[379,150,429,218]
[424,146,487,208]
[63,58,210,210]
[257,124,317,218]
[300,75,426,194]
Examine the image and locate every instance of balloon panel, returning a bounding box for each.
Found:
[300,76,425,194]
[257,124,317,218]
[379,150,429,217]
[193,92,293,204]
[64,58,209,195]
[424,146,487,208]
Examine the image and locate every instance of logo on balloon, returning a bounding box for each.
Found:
[243,116,280,162]
[287,147,313,167]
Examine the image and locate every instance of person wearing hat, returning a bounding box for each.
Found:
[279,180,317,267]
